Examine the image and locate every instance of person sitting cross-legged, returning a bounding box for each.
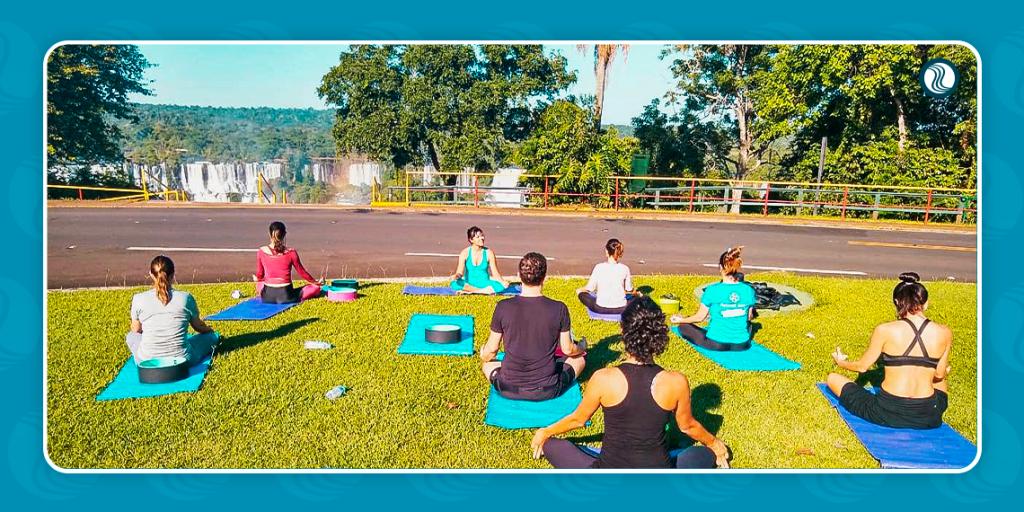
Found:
[480,252,586,401]
[531,296,730,469]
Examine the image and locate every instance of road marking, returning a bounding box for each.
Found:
[127,246,254,253]
[847,240,977,252]
[702,264,866,276]
[405,252,556,261]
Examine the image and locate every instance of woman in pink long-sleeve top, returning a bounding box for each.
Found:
[255,221,323,304]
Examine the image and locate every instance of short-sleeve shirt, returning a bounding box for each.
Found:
[585,262,633,309]
[490,295,571,389]
[130,289,199,361]
[700,282,756,344]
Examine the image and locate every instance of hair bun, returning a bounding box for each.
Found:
[898,272,920,284]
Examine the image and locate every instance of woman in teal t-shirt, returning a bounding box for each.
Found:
[670,246,755,351]
[450,226,510,295]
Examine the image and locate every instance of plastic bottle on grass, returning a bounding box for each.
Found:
[304,340,333,349]
[325,386,348,399]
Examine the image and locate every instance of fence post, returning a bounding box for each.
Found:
[956,196,965,224]
[797,189,804,216]
[544,176,549,209]
[78,188,83,200]
[141,177,150,202]
[614,178,620,211]
[257,174,262,204]
[405,172,410,206]
[689,180,696,213]
[474,175,479,207]
[873,193,881,220]
[655,189,661,209]
[763,183,770,216]
[925,189,933,224]
[841,186,849,220]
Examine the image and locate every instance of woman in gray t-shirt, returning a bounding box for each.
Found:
[126,255,218,366]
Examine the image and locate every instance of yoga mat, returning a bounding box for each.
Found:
[97,354,213,401]
[484,381,584,429]
[817,383,976,469]
[582,293,634,322]
[671,326,801,371]
[398,314,476,356]
[402,284,521,296]
[206,297,299,321]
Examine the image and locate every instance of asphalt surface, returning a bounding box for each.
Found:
[46,207,977,289]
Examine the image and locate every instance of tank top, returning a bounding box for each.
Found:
[464,247,491,286]
[593,363,673,468]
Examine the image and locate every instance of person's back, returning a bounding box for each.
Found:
[593,363,672,468]
[702,281,756,344]
[879,317,952,398]
[590,261,631,309]
[131,288,197,362]
[492,295,569,390]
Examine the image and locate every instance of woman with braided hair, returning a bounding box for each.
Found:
[126,255,218,366]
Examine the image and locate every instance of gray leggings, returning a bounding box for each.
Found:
[125,332,219,366]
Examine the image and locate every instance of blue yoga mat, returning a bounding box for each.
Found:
[671,327,801,371]
[97,354,213,401]
[484,381,584,429]
[206,298,299,321]
[398,314,476,356]
[586,308,621,322]
[402,284,522,296]
[817,383,976,469]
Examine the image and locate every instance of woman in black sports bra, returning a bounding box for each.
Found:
[530,296,730,468]
[827,272,953,429]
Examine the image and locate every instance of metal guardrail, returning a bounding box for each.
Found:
[47,184,185,202]
[372,172,977,225]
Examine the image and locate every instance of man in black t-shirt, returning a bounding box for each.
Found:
[481,252,587,401]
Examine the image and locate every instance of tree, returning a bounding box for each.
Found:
[576,44,629,131]
[664,45,773,213]
[631,98,730,179]
[513,101,639,204]
[47,44,153,168]
[317,44,576,193]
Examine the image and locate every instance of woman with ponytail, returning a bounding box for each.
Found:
[576,238,640,314]
[826,272,952,429]
[255,221,323,304]
[670,246,755,351]
[126,255,218,366]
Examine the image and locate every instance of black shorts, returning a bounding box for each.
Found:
[490,358,576,402]
[261,284,302,304]
[839,382,948,430]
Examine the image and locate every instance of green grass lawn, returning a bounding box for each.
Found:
[46,274,977,469]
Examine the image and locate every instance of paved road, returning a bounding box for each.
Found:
[46,207,977,289]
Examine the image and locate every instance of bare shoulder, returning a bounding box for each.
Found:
[590,367,623,387]
[656,369,689,388]
[929,319,953,338]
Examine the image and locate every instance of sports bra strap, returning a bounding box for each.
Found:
[900,318,932,358]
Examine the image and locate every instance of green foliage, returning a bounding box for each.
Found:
[317,44,576,175]
[47,44,153,168]
[631,99,730,179]
[113,104,336,167]
[755,44,977,189]
[513,102,639,203]
[47,274,976,468]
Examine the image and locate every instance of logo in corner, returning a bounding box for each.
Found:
[919,58,960,99]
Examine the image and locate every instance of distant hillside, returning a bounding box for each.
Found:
[112,104,336,168]
[604,124,635,137]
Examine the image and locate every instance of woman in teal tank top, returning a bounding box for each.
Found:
[450,226,510,295]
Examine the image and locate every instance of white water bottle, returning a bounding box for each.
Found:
[304,340,333,350]
[325,385,348,399]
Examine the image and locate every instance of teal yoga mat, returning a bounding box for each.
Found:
[97,354,213,401]
[484,381,584,429]
[671,326,801,371]
[397,314,476,356]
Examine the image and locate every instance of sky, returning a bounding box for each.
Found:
[130,43,679,125]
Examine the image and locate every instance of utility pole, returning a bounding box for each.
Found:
[814,136,827,215]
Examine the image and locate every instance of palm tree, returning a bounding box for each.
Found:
[576,44,629,131]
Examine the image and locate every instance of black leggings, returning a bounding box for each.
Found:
[578,292,637,315]
[542,438,717,469]
[260,284,302,304]
[675,324,751,351]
